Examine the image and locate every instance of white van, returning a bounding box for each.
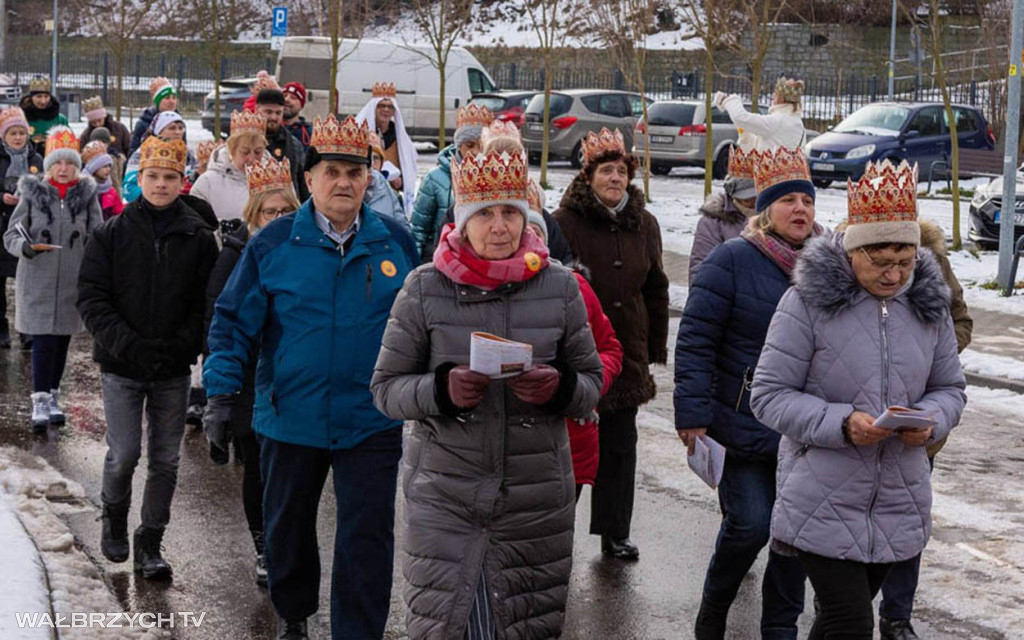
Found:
[276,37,497,143]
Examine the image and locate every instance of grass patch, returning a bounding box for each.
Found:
[929,186,976,197]
[980,279,1024,290]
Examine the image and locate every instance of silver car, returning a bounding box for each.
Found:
[632,99,765,179]
[521,89,652,168]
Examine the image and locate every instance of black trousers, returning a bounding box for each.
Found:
[237,432,264,536]
[800,551,892,640]
[589,407,638,539]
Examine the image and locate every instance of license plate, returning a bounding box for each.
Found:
[527,123,542,132]
[813,162,835,172]
[993,211,1024,224]
[650,135,674,144]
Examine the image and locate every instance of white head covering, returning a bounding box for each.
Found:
[355,96,417,218]
[153,111,185,136]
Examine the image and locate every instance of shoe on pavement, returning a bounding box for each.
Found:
[693,599,727,640]
[133,525,172,580]
[30,392,50,430]
[278,617,308,639]
[252,530,268,588]
[601,536,640,560]
[100,504,130,563]
[880,617,921,640]
[48,388,66,425]
[185,403,204,428]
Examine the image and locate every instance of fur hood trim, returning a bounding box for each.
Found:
[18,173,97,224]
[793,231,950,325]
[699,192,748,225]
[558,173,647,231]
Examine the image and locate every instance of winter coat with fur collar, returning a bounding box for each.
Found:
[750,232,966,564]
[3,174,102,335]
[688,191,754,281]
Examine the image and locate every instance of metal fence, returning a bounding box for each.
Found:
[489,64,1000,129]
[0,49,277,113]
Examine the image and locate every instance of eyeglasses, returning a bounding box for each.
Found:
[259,208,295,219]
[859,248,918,273]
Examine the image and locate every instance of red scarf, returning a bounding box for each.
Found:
[49,178,78,200]
[433,223,550,290]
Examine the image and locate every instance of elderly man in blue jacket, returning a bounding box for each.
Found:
[203,114,417,640]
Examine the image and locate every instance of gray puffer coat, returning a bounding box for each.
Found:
[371,263,603,640]
[3,174,103,335]
[750,232,966,564]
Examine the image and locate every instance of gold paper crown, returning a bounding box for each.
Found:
[82,96,104,113]
[582,127,626,167]
[847,159,918,224]
[753,146,811,194]
[230,110,267,135]
[775,77,805,104]
[527,177,543,214]
[311,114,370,158]
[252,75,280,93]
[452,150,528,207]
[138,136,187,174]
[728,145,757,179]
[81,140,108,165]
[45,127,79,157]
[372,82,397,99]
[29,76,50,93]
[247,157,294,195]
[457,104,494,128]
[149,76,173,97]
[481,120,521,144]
[196,140,222,167]
[0,107,28,131]
[367,132,384,155]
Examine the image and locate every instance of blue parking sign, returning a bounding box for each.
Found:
[272,7,288,37]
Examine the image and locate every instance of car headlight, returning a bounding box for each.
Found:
[971,189,989,207]
[802,140,813,155]
[846,144,876,160]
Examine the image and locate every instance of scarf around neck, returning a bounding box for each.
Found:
[4,144,29,179]
[602,189,630,217]
[742,217,823,278]
[433,223,550,291]
[95,178,113,194]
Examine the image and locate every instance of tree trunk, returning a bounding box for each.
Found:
[703,44,714,198]
[540,51,553,189]
[636,64,651,202]
[931,21,960,249]
[213,51,223,139]
[329,0,341,115]
[438,60,447,148]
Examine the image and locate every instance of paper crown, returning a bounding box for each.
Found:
[753,146,811,194]
[847,159,918,224]
[45,126,79,157]
[247,157,294,195]
[230,110,267,135]
[457,104,494,128]
[196,140,222,167]
[582,127,627,167]
[82,96,104,113]
[252,75,280,93]
[728,145,756,180]
[138,136,187,174]
[452,150,529,207]
[775,77,805,104]
[367,132,384,155]
[372,82,397,99]
[0,107,29,133]
[527,177,544,214]
[481,120,521,145]
[81,140,108,165]
[29,76,50,94]
[149,76,173,97]
[310,114,370,158]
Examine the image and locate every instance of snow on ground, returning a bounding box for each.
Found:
[0,494,51,639]
[959,349,1024,381]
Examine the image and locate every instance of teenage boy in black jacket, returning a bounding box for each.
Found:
[77,136,219,580]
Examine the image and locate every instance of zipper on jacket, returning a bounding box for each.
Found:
[735,366,753,412]
[365,263,373,302]
[50,200,64,325]
[867,299,891,559]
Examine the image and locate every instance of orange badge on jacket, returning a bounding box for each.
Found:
[380,260,397,277]
[524,252,542,272]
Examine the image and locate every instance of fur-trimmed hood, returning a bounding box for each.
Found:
[18,173,98,223]
[699,192,750,226]
[557,173,647,231]
[793,231,950,325]
[20,94,62,121]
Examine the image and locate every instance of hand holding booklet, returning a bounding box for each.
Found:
[873,406,936,431]
[14,222,60,250]
[687,434,725,489]
[469,332,533,379]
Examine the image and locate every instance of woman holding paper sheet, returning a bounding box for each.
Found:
[750,160,966,640]
[674,146,821,640]
[371,146,603,640]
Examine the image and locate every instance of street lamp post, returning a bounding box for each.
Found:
[887,0,897,100]
[50,0,58,91]
[998,0,1024,290]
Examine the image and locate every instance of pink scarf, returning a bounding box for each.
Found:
[432,223,550,290]
[741,217,823,278]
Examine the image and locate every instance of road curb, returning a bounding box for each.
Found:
[964,371,1024,394]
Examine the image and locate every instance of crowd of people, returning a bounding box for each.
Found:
[0,71,969,640]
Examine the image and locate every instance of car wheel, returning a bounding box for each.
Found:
[650,164,671,176]
[528,152,542,166]
[570,141,584,169]
[812,179,832,189]
[712,150,729,180]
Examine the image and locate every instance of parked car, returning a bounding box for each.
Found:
[804,101,995,188]
[0,74,21,105]
[521,89,653,168]
[968,174,1024,249]
[469,91,538,128]
[201,76,259,135]
[631,99,768,179]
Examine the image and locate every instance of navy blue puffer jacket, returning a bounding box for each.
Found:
[673,236,791,460]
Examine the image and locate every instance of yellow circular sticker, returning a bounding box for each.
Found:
[28,126,35,134]
[29,166,38,174]
[274,148,283,157]
[524,252,542,272]
[380,260,397,277]
[111,135,117,143]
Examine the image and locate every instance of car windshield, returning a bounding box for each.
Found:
[526,93,572,118]
[834,105,910,134]
[469,96,507,111]
[647,103,697,127]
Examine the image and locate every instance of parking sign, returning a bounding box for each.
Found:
[272,7,288,37]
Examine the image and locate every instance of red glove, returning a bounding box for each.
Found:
[507,365,561,405]
[447,365,491,409]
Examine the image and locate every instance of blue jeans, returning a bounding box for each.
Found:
[700,455,805,639]
[31,334,71,393]
[259,427,402,639]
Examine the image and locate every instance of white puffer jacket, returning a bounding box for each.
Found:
[721,95,806,151]
[190,146,272,221]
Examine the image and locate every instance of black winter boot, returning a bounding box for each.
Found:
[133,525,172,580]
[100,504,130,563]
[601,535,640,560]
[252,530,267,588]
[693,599,727,640]
[278,617,308,639]
[880,617,921,640]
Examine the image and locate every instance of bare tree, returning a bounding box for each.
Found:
[406,0,474,148]
[325,0,374,113]
[73,0,164,118]
[727,0,787,111]
[521,0,583,188]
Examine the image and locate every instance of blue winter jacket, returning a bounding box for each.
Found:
[673,236,791,460]
[409,145,455,262]
[203,201,418,450]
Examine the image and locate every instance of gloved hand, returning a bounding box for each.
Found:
[507,365,561,406]
[447,366,491,409]
[203,394,237,463]
[712,91,729,111]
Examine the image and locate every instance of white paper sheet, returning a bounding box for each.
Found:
[687,434,725,489]
[873,406,936,431]
[469,332,533,379]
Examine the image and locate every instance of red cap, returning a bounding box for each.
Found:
[282,82,307,108]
